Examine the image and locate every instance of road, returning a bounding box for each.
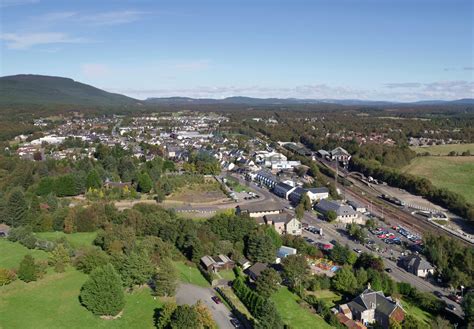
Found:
[176,283,235,329]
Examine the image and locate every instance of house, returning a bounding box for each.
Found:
[340,285,405,329]
[348,200,367,213]
[330,147,351,163]
[273,182,296,199]
[264,214,302,235]
[238,257,252,270]
[398,255,434,278]
[200,254,235,273]
[0,224,10,237]
[246,262,268,281]
[315,199,364,224]
[236,203,283,218]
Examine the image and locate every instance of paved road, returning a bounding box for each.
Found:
[176,283,234,329]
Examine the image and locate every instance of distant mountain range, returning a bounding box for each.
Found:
[1,74,473,107]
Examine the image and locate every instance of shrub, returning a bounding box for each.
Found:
[0,268,17,286]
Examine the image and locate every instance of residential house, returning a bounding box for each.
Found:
[236,203,283,218]
[246,262,268,281]
[200,254,235,273]
[306,187,330,202]
[277,246,297,259]
[238,257,252,270]
[264,214,302,235]
[398,255,435,278]
[340,286,405,329]
[315,199,364,224]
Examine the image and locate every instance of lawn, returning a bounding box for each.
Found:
[0,268,163,329]
[306,289,342,307]
[271,287,333,329]
[218,269,236,281]
[36,231,97,248]
[402,156,474,204]
[0,239,48,269]
[402,300,432,328]
[173,261,210,287]
[411,143,474,156]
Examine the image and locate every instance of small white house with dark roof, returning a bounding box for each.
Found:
[398,254,434,278]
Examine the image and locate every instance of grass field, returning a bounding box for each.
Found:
[402,300,432,328]
[166,182,227,204]
[220,287,253,320]
[0,239,48,269]
[0,268,163,329]
[36,232,97,248]
[271,287,333,329]
[225,176,250,193]
[173,261,210,287]
[306,289,342,307]
[218,269,236,281]
[411,143,474,155]
[402,156,474,204]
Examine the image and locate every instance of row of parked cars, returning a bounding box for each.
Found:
[370,226,422,246]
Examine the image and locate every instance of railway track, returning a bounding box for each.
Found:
[344,180,474,247]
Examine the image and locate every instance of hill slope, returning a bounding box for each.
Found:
[0,74,139,106]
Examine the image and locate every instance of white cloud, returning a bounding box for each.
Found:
[110,80,474,101]
[0,32,85,49]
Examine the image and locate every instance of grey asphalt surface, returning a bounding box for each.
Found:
[176,283,234,329]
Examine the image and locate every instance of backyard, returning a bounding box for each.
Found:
[270,287,333,329]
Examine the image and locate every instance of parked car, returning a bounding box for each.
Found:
[385,268,393,273]
[230,318,241,328]
[353,248,362,254]
[211,296,222,304]
[433,291,443,298]
[447,304,456,311]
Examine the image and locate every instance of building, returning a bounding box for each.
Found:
[236,203,283,218]
[200,254,235,273]
[306,187,330,202]
[277,246,297,259]
[315,199,364,224]
[330,147,351,163]
[246,262,268,281]
[264,214,302,235]
[288,187,307,204]
[340,286,405,329]
[273,182,297,200]
[398,255,435,278]
[348,200,367,213]
[271,160,302,170]
[254,170,279,189]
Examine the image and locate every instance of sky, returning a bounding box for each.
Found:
[0,0,473,101]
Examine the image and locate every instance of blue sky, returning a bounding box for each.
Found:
[1,0,473,100]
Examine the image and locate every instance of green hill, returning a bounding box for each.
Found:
[0,74,139,106]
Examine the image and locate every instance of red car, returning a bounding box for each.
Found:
[212,296,222,304]
[377,234,387,239]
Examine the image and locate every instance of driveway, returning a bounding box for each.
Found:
[176,283,234,329]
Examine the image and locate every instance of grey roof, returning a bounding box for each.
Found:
[265,213,292,223]
[349,289,402,317]
[274,182,294,193]
[290,186,305,197]
[247,262,268,278]
[401,255,433,271]
[316,199,357,216]
[237,202,283,214]
[331,147,350,156]
[201,255,216,268]
[307,187,329,194]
